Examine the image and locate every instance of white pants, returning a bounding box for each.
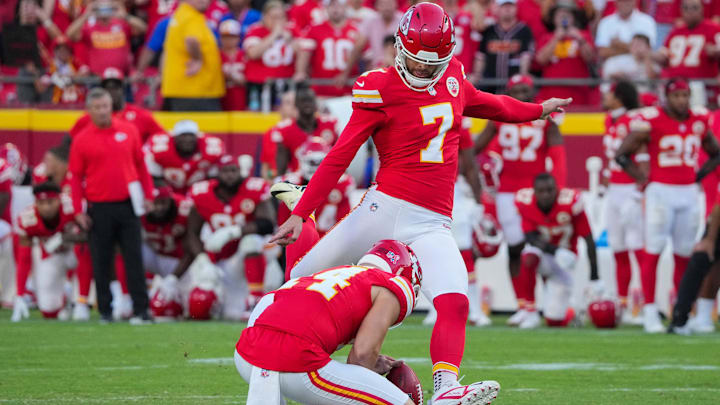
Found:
[451,179,477,250]
[496,192,524,246]
[0,222,15,306]
[142,243,179,277]
[217,252,250,320]
[35,249,77,313]
[290,188,468,299]
[234,351,410,405]
[523,245,573,320]
[605,183,644,252]
[644,182,701,256]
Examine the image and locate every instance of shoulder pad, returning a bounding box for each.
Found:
[18,206,38,230]
[691,105,709,116]
[515,188,535,206]
[352,68,388,107]
[190,180,212,197]
[276,118,293,129]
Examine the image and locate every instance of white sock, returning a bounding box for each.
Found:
[433,370,458,392]
[467,280,480,321]
[696,298,715,323]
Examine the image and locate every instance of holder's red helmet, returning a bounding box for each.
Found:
[395,2,455,92]
[358,240,423,301]
[588,299,619,328]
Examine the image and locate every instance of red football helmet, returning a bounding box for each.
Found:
[188,287,219,320]
[297,137,331,180]
[395,2,455,92]
[358,240,423,300]
[0,142,27,185]
[588,299,619,328]
[473,213,503,258]
[150,290,183,319]
[476,151,503,192]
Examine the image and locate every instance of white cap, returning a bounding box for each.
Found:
[219,19,241,36]
[171,120,200,136]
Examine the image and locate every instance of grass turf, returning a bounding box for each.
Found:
[1,310,718,404]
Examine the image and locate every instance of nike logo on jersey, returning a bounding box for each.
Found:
[357,81,365,87]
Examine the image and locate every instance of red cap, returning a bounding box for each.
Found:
[665,78,690,94]
[507,74,534,90]
[101,67,124,81]
[34,190,60,200]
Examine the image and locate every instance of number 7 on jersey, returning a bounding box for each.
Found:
[419,103,454,163]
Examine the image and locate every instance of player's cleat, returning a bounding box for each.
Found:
[430,381,500,405]
[506,309,527,326]
[642,304,664,334]
[129,312,155,325]
[687,315,716,334]
[99,313,114,324]
[469,312,492,327]
[667,323,692,335]
[518,310,541,329]
[270,182,306,211]
[57,308,70,321]
[112,294,133,320]
[423,306,437,326]
[72,303,90,321]
[620,308,643,326]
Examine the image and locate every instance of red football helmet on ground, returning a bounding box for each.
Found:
[476,151,503,192]
[297,136,331,180]
[358,240,423,299]
[188,287,219,320]
[150,290,183,319]
[473,214,503,258]
[395,2,455,91]
[0,142,28,185]
[588,299,619,328]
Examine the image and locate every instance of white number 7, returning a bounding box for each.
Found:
[419,103,454,163]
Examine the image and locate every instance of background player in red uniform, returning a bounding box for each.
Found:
[185,155,276,320]
[260,91,298,179]
[274,87,339,176]
[145,120,226,195]
[514,173,599,328]
[616,78,720,333]
[271,3,570,402]
[235,240,453,405]
[475,74,567,327]
[0,143,26,307]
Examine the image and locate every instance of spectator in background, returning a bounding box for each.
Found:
[596,0,657,71]
[261,90,297,179]
[69,87,153,324]
[648,0,683,46]
[134,0,177,41]
[346,0,377,25]
[161,0,225,111]
[535,0,595,105]
[66,0,147,76]
[359,0,402,69]
[476,0,534,93]
[17,60,53,104]
[602,34,659,92]
[41,0,84,33]
[243,0,298,111]
[219,0,261,42]
[379,34,396,67]
[517,0,547,42]
[446,0,485,77]
[48,36,85,104]
[288,0,325,28]
[219,19,247,111]
[295,0,363,97]
[132,14,169,83]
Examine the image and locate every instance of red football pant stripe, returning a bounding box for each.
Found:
[430,293,467,373]
[307,370,392,405]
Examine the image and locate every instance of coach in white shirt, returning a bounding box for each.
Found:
[596,0,658,72]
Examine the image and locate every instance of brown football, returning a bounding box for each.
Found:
[386,363,423,405]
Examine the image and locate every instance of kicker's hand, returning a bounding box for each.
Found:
[541,97,573,119]
[269,215,303,246]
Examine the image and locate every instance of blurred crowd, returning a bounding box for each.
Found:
[2,0,720,110]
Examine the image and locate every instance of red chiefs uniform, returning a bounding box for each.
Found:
[236,266,414,372]
[603,113,637,184]
[630,106,711,185]
[488,119,554,192]
[288,0,325,29]
[190,178,270,260]
[300,20,362,96]
[145,133,226,194]
[292,58,544,220]
[70,104,164,143]
[274,116,339,172]
[221,49,248,111]
[142,196,192,259]
[452,11,481,73]
[662,20,720,79]
[15,199,75,257]
[243,24,299,83]
[0,158,14,223]
[515,187,591,253]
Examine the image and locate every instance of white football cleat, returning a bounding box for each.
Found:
[667,323,692,335]
[506,309,527,326]
[518,310,541,329]
[423,307,438,326]
[270,182,306,211]
[57,308,70,321]
[687,315,716,334]
[620,308,643,326]
[112,294,133,320]
[469,312,492,327]
[431,381,500,405]
[72,303,90,321]
[642,304,664,334]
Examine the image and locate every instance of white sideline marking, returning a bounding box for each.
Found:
[187,357,235,365]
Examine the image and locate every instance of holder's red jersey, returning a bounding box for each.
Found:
[190,178,270,260]
[452,10,481,73]
[661,20,720,79]
[243,23,298,83]
[488,119,554,192]
[274,116,339,172]
[70,104,164,143]
[299,20,362,96]
[220,49,247,111]
[515,187,591,253]
[142,195,192,259]
[291,58,544,220]
[603,112,636,185]
[145,133,225,194]
[629,106,711,185]
[236,265,415,372]
[278,171,355,235]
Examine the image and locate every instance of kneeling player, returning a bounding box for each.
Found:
[514,173,599,328]
[235,240,432,405]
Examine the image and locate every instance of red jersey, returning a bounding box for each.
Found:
[662,20,720,79]
[288,0,325,29]
[80,17,132,75]
[190,178,270,260]
[278,171,355,235]
[291,58,544,219]
[299,20,362,96]
[274,116,339,172]
[535,30,595,105]
[70,104,164,143]
[236,265,414,372]
[261,124,282,172]
[142,195,192,259]
[603,112,636,184]
[144,0,177,39]
[453,11,481,73]
[31,163,73,196]
[220,49,247,111]
[0,158,13,223]
[15,201,75,256]
[515,187,591,253]
[629,106,711,185]
[145,133,225,194]
[488,119,554,192]
[243,24,297,83]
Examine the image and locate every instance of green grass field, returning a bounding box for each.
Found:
[1,310,718,404]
